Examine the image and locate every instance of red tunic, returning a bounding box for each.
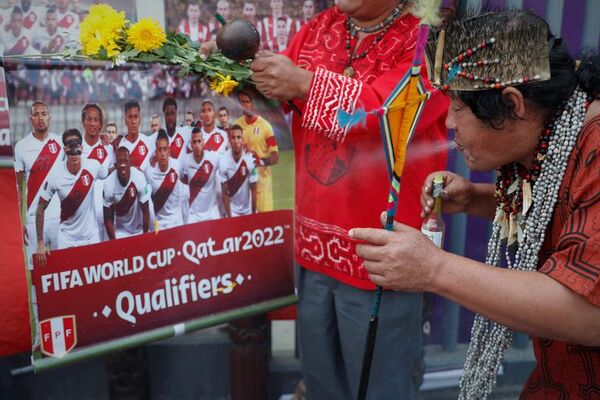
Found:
[521,114,600,399]
[283,7,449,289]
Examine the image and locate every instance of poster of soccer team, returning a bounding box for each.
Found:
[0,0,328,365]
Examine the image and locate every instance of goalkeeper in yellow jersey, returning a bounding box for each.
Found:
[234,91,279,212]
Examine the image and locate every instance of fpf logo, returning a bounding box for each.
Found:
[39,315,77,358]
[96,148,104,159]
[82,174,90,187]
[48,143,58,154]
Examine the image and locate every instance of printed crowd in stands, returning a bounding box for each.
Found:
[0,1,80,56]
[176,0,320,52]
[12,96,278,265]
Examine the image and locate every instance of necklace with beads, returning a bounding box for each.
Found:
[343,1,407,78]
[493,93,592,248]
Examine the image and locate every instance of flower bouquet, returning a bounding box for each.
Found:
[56,4,251,96]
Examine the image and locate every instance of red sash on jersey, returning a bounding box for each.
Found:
[115,182,138,217]
[152,168,177,214]
[58,14,75,29]
[60,169,94,223]
[225,160,249,197]
[27,139,61,210]
[204,133,224,152]
[189,161,214,204]
[44,35,64,53]
[88,144,108,164]
[129,141,149,168]
[169,134,185,159]
[6,36,30,56]
[23,12,38,29]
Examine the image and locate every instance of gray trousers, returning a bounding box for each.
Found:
[297,267,423,400]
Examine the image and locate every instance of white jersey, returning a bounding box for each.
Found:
[82,138,115,240]
[103,168,151,238]
[148,126,192,162]
[1,28,37,56]
[55,9,79,37]
[118,134,152,170]
[182,151,222,222]
[32,26,69,53]
[145,160,188,230]
[41,159,108,248]
[220,151,257,217]
[19,6,47,31]
[202,126,229,155]
[13,132,63,222]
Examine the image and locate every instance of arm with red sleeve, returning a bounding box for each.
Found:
[281,15,449,145]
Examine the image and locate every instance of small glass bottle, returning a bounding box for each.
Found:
[421,174,445,248]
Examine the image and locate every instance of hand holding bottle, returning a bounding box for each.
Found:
[420,171,475,218]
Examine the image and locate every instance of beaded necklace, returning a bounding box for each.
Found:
[342,1,407,78]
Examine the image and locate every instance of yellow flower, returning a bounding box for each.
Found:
[80,4,128,58]
[211,73,239,96]
[127,18,167,53]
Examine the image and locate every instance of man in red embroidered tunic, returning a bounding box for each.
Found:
[14,101,63,258]
[34,129,108,265]
[250,1,449,398]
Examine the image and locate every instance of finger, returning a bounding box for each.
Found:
[368,272,387,287]
[250,59,269,73]
[378,212,410,233]
[348,227,395,245]
[355,243,385,261]
[362,260,385,274]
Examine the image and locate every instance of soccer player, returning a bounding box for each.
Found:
[220,125,257,217]
[103,147,151,239]
[101,122,118,146]
[267,17,289,52]
[241,2,264,41]
[177,1,209,44]
[217,106,231,134]
[234,91,279,212]
[208,0,232,40]
[145,131,188,230]
[182,127,222,222]
[34,129,108,264]
[294,0,315,32]
[184,110,194,127]
[81,104,114,169]
[150,114,160,134]
[14,101,62,256]
[1,7,36,56]
[54,0,78,36]
[200,100,228,154]
[114,100,152,170]
[81,103,115,240]
[261,0,295,46]
[149,97,191,162]
[32,6,68,53]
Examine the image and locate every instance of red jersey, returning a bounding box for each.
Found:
[282,7,449,289]
[520,114,600,399]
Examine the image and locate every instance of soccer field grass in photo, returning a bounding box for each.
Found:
[272,149,295,211]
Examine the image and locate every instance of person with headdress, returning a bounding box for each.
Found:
[250,0,450,398]
[350,9,600,400]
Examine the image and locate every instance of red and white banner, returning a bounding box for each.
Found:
[0,69,10,157]
[32,210,294,351]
